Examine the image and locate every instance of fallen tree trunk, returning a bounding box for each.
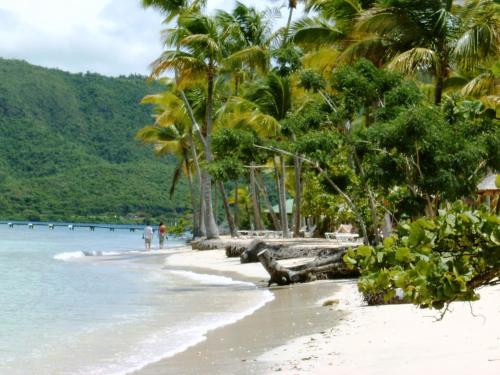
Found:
[239,239,352,263]
[257,249,358,286]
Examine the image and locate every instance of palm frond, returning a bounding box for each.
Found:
[292,17,344,47]
[226,46,270,73]
[135,125,161,143]
[150,50,206,79]
[154,140,182,156]
[216,96,281,137]
[169,160,184,198]
[388,48,437,75]
[461,71,499,97]
[339,35,387,65]
[181,34,221,56]
[453,23,500,71]
[443,76,469,91]
[247,112,281,137]
[356,7,419,36]
[305,0,362,33]
[302,47,340,72]
[479,95,499,113]
[141,0,189,22]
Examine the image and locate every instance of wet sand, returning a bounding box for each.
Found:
[134,248,344,375]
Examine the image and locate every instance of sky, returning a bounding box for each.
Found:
[0,0,302,77]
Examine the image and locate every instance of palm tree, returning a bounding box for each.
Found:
[215,95,281,232]
[150,13,238,239]
[216,2,278,97]
[141,0,204,20]
[245,73,293,236]
[136,91,204,237]
[142,0,211,238]
[345,0,500,104]
[293,0,365,46]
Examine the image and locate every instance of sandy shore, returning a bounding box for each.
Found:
[135,246,500,375]
[260,281,500,374]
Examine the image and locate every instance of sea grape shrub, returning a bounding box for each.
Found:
[343,202,500,309]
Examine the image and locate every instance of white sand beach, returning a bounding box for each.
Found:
[156,246,500,375]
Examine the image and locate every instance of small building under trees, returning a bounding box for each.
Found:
[477,173,499,213]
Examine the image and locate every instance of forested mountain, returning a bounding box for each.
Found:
[0,58,189,223]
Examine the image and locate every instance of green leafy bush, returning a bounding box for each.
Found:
[344,202,500,309]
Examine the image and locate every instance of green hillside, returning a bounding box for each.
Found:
[0,58,189,223]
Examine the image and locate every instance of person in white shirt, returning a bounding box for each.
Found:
[143,223,153,250]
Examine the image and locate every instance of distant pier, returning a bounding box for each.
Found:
[1,221,153,232]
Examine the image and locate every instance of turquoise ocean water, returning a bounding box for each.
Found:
[0,225,272,375]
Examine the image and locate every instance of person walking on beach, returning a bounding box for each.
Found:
[158,222,166,249]
[143,223,153,251]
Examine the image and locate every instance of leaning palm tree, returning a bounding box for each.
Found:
[142,0,210,238]
[150,13,236,239]
[345,0,500,104]
[136,90,205,237]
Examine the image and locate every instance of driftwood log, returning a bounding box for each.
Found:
[193,238,250,251]
[257,248,358,286]
[225,242,250,257]
[238,239,351,263]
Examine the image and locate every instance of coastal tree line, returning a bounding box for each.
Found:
[137,0,499,308]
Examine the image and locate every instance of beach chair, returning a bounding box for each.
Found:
[325,224,359,243]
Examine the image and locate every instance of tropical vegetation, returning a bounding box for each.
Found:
[137,0,499,307]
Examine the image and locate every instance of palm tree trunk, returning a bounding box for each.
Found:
[277,156,289,237]
[199,174,206,236]
[283,3,295,45]
[184,159,201,239]
[353,151,379,245]
[434,42,448,105]
[255,171,281,230]
[234,182,240,227]
[382,212,392,238]
[273,157,287,235]
[175,52,206,237]
[202,66,220,239]
[213,183,218,224]
[218,181,238,237]
[292,155,302,237]
[249,163,264,230]
[292,133,302,237]
[364,105,370,126]
[434,73,444,105]
[187,132,205,237]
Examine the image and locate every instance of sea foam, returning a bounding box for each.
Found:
[168,269,256,286]
[75,271,274,375]
[53,250,121,260]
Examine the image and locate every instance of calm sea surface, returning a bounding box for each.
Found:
[0,225,272,375]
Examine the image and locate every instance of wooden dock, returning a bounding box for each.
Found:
[0,221,148,232]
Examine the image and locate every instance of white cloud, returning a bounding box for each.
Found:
[0,0,302,76]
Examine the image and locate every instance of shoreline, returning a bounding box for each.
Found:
[134,245,500,375]
[133,246,346,375]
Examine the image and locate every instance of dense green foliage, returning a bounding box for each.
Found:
[137,0,498,306]
[344,202,500,309]
[0,58,190,223]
